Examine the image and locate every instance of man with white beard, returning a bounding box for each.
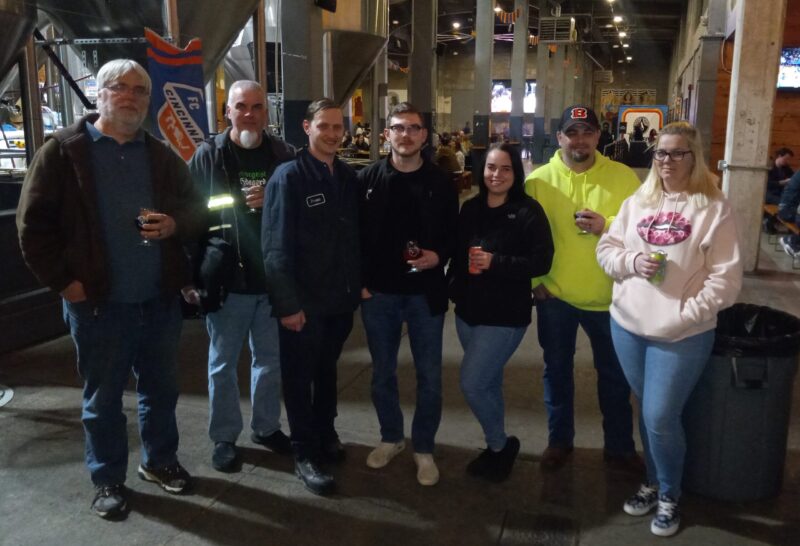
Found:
[188,80,295,472]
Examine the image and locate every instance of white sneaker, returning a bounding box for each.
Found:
[413,453,439,486]
[650,495,680,537]
[366,440,405,469]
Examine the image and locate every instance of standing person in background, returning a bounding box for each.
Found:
[262,99,360,496]
[449,142,554,482]
[359,102,459,486]
[188,80,295,473]
[16,59,205,518]
[597,121,742,537]
[524,105,642,474]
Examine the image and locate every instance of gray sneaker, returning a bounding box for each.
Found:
[623,483,659,516]
[91,484,127,519]
[780,236,798,258]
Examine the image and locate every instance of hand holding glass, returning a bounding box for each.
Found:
[241,182,264,213]
[574,208,590,235]
[404,240,422,273]
[135,208,158,246]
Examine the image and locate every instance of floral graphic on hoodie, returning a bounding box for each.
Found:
[636,211,691,245]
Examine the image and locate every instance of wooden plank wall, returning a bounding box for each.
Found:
[710,0,800,176]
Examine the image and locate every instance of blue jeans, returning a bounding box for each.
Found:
[206,293,282,443]
[535,297,635,455]
[456,316,527,451]
[610,318,714,500]
[63,297,182,486]
[361,293,444,453]
[278,312,353,460]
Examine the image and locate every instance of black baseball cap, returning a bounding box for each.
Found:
[559,105,600,132]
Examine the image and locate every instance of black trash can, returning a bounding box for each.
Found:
[683,303,800,502]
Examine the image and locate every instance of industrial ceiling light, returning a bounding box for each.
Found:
[618,59,624,63]
[453,22,461,29]
[613,16,623,23]
[626,56,632,61]
[612,44,619,48]
[605,24,613,28]
[392,19,399,25]
[622,43,629,48]
[494,6,502,13]
[619,31,627,38]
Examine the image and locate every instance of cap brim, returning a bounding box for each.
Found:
[561,121,597,131]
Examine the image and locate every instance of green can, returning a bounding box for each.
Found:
[649,251,667,285]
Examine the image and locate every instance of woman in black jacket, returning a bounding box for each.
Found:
[450,142,554,481]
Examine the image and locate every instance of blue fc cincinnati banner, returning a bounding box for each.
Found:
[145,28,208,162]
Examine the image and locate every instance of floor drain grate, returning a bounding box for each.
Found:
[0,384,14,408]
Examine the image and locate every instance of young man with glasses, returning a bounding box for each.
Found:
[16,59,205,518]
[524,105,642,474]
[357,102,459,486]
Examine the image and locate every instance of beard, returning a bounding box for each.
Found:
[568,150,592,163]
[238,129,261,149]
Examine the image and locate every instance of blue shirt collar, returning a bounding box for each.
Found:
[85,121,146,143]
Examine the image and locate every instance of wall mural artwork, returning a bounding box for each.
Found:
[599,88,657,123]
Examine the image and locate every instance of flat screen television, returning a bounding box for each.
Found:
[490,80,537,113]
[778,47,800,90]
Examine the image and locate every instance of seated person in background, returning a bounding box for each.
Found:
[454,140,466,172]
[435,132,461,175]
[766,147,794,205]
[776,169,800,257]
[350,133,370,152]
[342,130,353,149]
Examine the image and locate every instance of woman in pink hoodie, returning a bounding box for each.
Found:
[596,122,743,537]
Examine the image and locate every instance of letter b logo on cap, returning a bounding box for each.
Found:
[571,107,588,120]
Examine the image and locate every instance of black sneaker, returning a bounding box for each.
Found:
[91,484,127,519]
[137,462,192,494]
[623,483,659,516]
[467,436,520,482]
[212,441,238,472]
[650,494,680,537]
[251,430,292,455]
[295,458,335,496]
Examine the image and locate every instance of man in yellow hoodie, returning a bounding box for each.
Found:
[525,105,642,472]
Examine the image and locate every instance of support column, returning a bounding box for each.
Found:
[721,0,787,272]
[281,0,324,147]
[533,0,549,162]
[562,46,576,107]
[509,0,529,145]
[253,1,268,93]
[371,48,388,159]
[547,45,566,140]
[473,0,494,153]
[20,37,44,161]
[410,0,437,144]
[693,1,726,158]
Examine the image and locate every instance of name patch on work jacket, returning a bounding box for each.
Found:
[306,193,326,207]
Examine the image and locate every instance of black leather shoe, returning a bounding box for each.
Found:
[251,430,292,456]
[212,441,238,472]
[320,440,347,464]
[295,458,335,496]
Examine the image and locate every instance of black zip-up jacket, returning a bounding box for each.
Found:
[449,195,554,327]
[188,128,295,292]
[262,149,361,317]
[358,155,459,315]
[16,113,205,305]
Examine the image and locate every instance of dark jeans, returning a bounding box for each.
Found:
[361,293,444,453]
[63,297,183,486]
[535,297,635,455]
[278,312,353,460]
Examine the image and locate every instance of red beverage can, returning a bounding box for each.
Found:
[468,246,482,275]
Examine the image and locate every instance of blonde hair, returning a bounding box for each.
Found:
[636,121,722,209]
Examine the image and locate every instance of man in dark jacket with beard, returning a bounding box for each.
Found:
[188,80,295,473]
[16,59,205,518]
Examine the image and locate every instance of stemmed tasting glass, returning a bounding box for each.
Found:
[403,240,422,273]
[135,207,157,247]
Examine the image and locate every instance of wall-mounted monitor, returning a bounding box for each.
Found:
[778,47,800,90]
[490,80,537,113]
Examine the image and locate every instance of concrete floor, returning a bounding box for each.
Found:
[2,232,800,545]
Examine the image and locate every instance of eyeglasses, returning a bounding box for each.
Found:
[389,124,423,136]
[654,149,692,162]
[104,83,150,98]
